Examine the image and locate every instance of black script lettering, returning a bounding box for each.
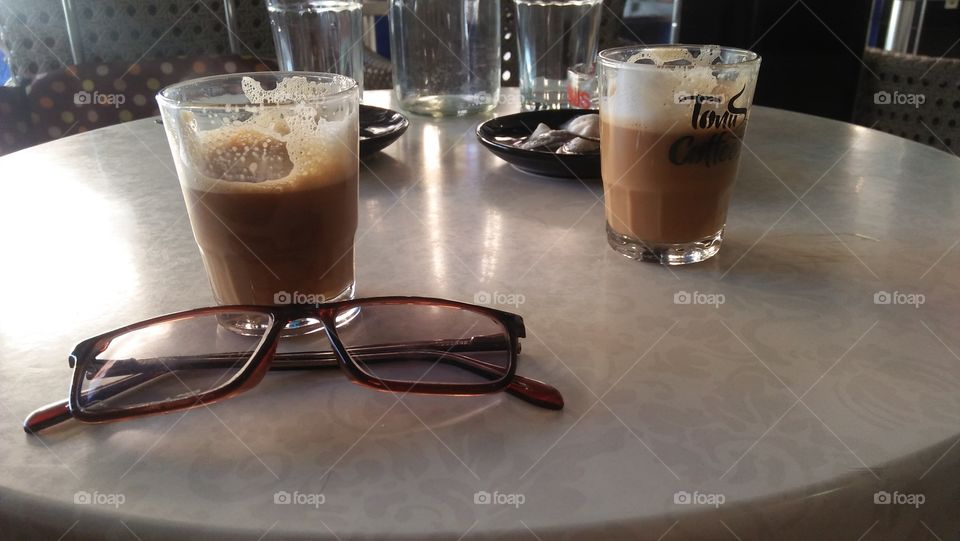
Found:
[668,131,740,167]
[727,85,748,115]
[690,84,748,130]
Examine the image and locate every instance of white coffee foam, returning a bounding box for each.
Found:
[183,75,357,193]
[601,46,756,133]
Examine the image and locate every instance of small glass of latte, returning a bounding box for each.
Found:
[598,45,761,265]
[157,72,359,333]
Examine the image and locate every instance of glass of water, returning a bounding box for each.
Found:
[566,62,598,109]
[389,0,501,117]
[267,0,365,93]
[514,0,602,110]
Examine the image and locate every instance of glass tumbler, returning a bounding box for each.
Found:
[566,62,598,109]
[157,72,360,333]
[599,45,761,265]
[389,0,501,117]
[514,0,602,110]
[267,0,365,93]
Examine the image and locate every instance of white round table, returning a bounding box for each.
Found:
[1,89,958,540]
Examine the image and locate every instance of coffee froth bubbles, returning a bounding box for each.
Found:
[178,75,357,194]
[600,45,757,134]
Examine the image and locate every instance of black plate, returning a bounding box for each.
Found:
[360,105,409,157]
[476,109,600,179]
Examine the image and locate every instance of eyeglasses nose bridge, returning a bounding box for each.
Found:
[243,318,291,387]
[315,313,371,385]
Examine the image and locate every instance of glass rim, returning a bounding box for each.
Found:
[567,62,597,76]
[266,0,361,4]
[100,306,278,338]
[156,71,359,109]
[514,0,603,4]
[598,44,761,71]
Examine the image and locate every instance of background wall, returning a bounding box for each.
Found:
[680,0,875,122]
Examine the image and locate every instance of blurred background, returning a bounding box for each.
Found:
[0,0,958,156]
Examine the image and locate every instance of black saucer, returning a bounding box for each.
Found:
[360,105,409,157]
[476,109,600,179]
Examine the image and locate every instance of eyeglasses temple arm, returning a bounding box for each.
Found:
[79,335,513,376]
[24,370,169,433]
[391,350,561,409]
[20,366,563,434]
[23,400,72,433]
[27,335,561,432]
[81,347,562,410]
[504,375,564,409]
[92,346,563,409]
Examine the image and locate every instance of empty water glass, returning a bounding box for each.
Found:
[389,0,501,117]
[514,0,602,110]
[267,0,365,92]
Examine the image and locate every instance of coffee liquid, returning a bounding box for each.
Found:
[600,46,758,249]
[183,130,357,305]
[601,122,745,244]
[176,76,359,305]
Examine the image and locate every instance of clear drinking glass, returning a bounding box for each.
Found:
[267,0,365,93]
[598,45,761,265]
[389,0,501,117]
[566,62,598,109]
[514,0,602,110]
[156,72,360,332]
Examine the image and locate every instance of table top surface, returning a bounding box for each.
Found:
[1,89,959,541]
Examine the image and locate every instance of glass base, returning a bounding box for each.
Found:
[219,282,357,337]
[520,95,568,111]
[397,93,496,118]
[520,79,568,110]
[606,223,723,265]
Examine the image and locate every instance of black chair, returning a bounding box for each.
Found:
[852,47,960,155]
[0,0,392,90]
[0,86,34,155]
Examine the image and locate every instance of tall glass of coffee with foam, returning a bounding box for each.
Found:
[598,45,760,265]
[157,72,359,334]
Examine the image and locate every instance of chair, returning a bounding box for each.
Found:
[1,0,392,89]
[0,0,273,83]
[25,55,274,143]
[0,1,73,84]
[364,45,393,90]
[0,86,35,155]
[852,47,960,155]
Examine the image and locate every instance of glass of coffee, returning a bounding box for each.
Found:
[598,45,760,265]
[157,72,359,333]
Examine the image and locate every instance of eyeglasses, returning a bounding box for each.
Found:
[24,296,564,433]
